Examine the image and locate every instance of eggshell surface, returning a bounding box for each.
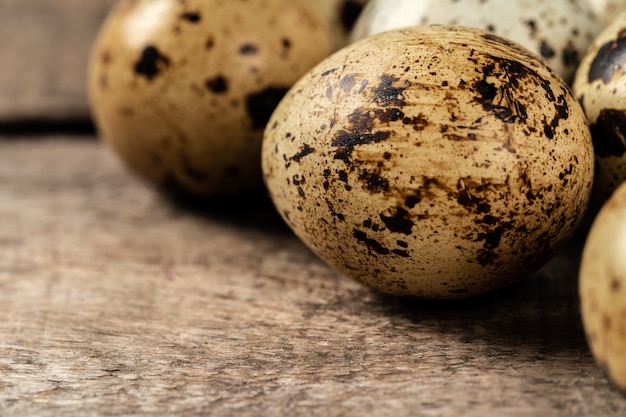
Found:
[88,0,335,196]
[262,26,594,299]
[586,0,626,25]
[351,0,601,83]
[573,12,626,203]
[580,181,626,394]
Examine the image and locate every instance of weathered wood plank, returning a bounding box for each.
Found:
[0,138,624,416]
[0,0,116,121]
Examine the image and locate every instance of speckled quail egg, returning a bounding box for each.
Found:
[580,181,626,395]
[262,25,594,299]
[351,0,601,83]
[586,0,626,25]
[88,0,335,196]
[573,12,626,204]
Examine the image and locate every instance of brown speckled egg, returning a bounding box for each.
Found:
[351,0,601,83]
[88,0,335,196]
[580,181,626,395]
[262,26,594,299]
[573,12,626,204]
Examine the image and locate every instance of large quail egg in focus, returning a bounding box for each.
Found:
[262,25,594,299]
[573,12,626,203]
[88,0,335,197]
[351,0,601,83]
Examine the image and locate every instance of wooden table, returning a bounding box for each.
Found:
[0,136,625,416]
[0,0,116,121]
[3,0,625,414]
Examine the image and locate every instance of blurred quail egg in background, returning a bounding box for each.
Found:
[262,26,594,299]
[586,0,626,25]
[351,0,601,82]
[580,181,626,395]
[573,12,626,203]
[88,0,335,197]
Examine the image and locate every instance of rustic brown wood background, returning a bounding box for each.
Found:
[0,0,116,121]
[1,1,626,416]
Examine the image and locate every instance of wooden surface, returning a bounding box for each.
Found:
[0,0,116,121]
[4,2,625,415]
[0,136,625,416]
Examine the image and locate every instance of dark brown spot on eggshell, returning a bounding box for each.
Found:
[339,75,357,93]
[611,278,623,292]
[588,36,626,84]
[353,229,391,255]
[134,45,170,80]
[326,199,346,222]
[476,249,498,266]
[101,50,112,65]
[347,108,379,131]
[561,43,579,68]
[182,12,201,23]
[373,74,409,107]
[404,195,420,209]
[540,40,556,59]
[403,114,429,131]
[239,43,258,55]
[332,130,391,163]
[379,207,414,235]
[476,224,511,252]
[289,144,316,163]
[472,56,537,125]
[206,75,228,94]
[359,169,390,192]
[321,68,339,77]
[456,179,491,214]
[392,249,410,258]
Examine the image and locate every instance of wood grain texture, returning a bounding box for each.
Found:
[0,0,116,121]
[0,138,625,416]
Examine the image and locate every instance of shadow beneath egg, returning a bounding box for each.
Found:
[355,233,590,357]
[157,184,293,236]
[158,168,596,358]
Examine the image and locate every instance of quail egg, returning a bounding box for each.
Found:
[573,12,626,204]
[351,0,601,83]
[586,0,626,25]
[580,181,626,395]
[88,0,335,196]
[262,25,594,299]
